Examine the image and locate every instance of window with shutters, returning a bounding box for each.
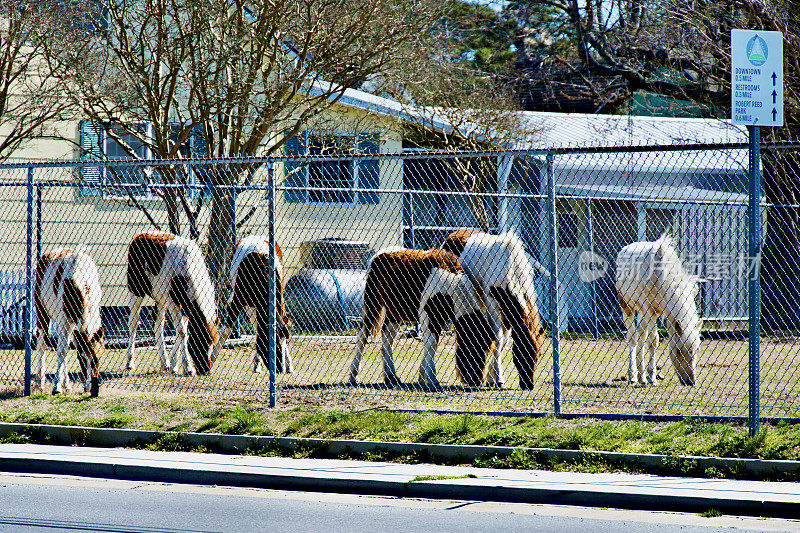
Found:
[78,120,208,198]
[283,132,380,205]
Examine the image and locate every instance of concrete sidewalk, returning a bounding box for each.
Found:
[1,443,799,517]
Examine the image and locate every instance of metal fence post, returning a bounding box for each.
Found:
[231,184,240,339]
[547,152,561,415]
[747,125,762,436]
[23,166,35,396]
[267,160,277,408]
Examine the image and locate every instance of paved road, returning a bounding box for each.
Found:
[1,472,797,533]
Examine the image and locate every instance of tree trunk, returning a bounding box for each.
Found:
[164,188,181,236]
[207,188,235,305]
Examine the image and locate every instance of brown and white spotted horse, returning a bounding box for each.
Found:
[348,247,495,389]
[443,230,546,390]
[125,232,219,375]
[35,248,104,396]
[211,235,291,374]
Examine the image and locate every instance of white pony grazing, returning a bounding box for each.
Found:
[126,232,219,376]
[35,247,104,396]
[615,234,701,386]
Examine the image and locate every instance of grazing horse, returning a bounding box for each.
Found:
[125,232,219,376]
[35,248,104,396]
[348,247,495,389]
[456,232,545,390]
[615,234,701,386]
[212,236,291,374]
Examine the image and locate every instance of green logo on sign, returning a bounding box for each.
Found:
[746,34,768,66]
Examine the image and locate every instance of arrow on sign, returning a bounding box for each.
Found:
[773,90,778,103]
[772,72,778,86]
[773,108,778,121]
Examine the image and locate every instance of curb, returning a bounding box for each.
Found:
[1,422,798,479]
[0,453,795,518]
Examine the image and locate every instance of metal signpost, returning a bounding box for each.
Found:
[731,29,783,435]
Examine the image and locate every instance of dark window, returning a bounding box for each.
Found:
[308,135,354,204]
[558,207,579,248]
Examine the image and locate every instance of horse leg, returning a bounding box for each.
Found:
[635,313,650,385]
[77,340,90,393]
[643,313,659,384]
[125,294,143,371]
[180,312,196,376]
[35,324,47,389]
[170,304,193,376]
[246,307,262,374]
[418,311,441,391]
[154,304,169,371]
[165,305,183,374]
[381,321,401,387]
[52,324,74,395]
[280,319,293,375]
[622,309,638,384]
[484,300,505,388]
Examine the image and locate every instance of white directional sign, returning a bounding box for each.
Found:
[731,29,783,126]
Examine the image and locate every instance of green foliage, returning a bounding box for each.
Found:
[700,509,723,518]
[198,408,271,435]
[282,410,413,441]
[413,414,490,444]
[91,413,138,428]
[443,1,517,74]
[410,474,477,482]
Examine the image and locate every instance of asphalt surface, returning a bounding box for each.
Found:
[0,443,799,518]
[3,471,796,533]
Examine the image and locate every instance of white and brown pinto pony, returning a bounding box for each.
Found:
[446,231,545,390]
[212,236,291,374]
[35,248,104,396]
[125,232,219,375]
[615,234,701,386]
[348,247,495,389]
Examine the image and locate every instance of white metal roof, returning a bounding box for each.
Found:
[336,86,749,149]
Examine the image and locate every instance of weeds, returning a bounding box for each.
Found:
[410,474,477,482]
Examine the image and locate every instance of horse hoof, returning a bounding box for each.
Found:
[422,381,443,392]
[384,375,402,388]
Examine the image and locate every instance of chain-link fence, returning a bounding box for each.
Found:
[1,144,798,425]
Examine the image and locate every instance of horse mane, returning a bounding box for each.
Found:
[651,234,701,332]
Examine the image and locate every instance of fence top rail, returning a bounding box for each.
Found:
[2,141,795,171]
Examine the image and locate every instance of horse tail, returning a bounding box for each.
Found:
[170,274,213,375]
[361,268,385,337]
[496,235,545,390]
[127,238,152,298]
[62,277,86,326]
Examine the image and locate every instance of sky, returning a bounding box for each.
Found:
[471,0,507,13]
